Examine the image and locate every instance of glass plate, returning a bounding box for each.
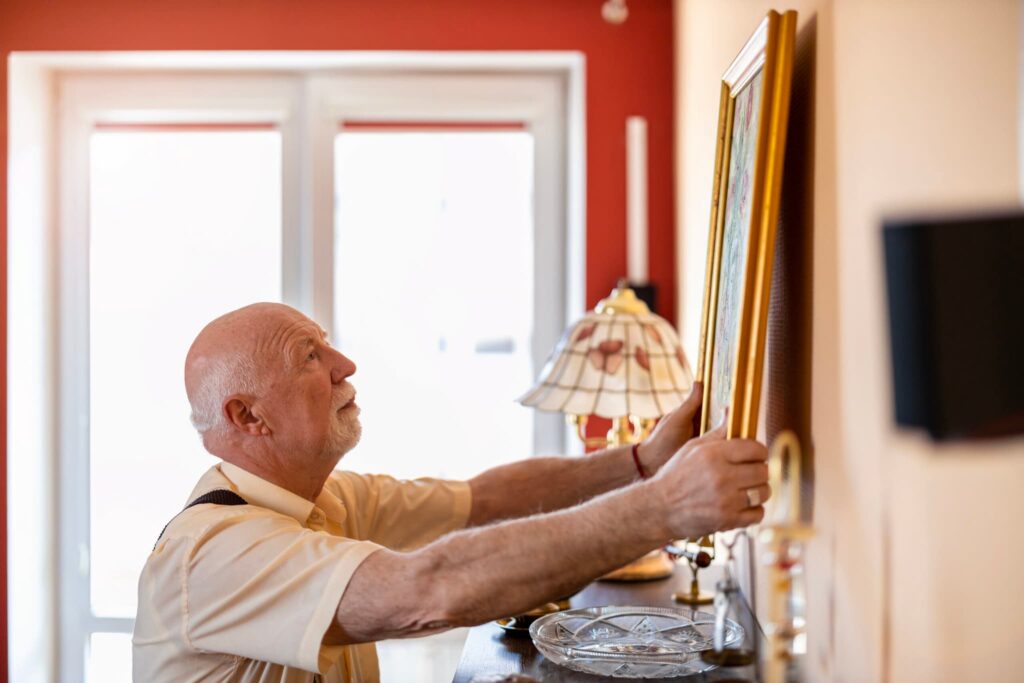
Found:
[529,605,744,678]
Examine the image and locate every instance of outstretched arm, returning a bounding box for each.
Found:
[466,383,704,526]
[328,422,769,644]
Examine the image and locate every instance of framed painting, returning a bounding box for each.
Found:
[697,10,797,438]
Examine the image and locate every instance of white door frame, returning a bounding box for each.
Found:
[9,51,585,683]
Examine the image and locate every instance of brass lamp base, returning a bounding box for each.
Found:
[600,550,675,582]
[673,577,715,606]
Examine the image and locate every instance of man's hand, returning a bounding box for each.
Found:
[638,382,703,475]
[650,422,770,539]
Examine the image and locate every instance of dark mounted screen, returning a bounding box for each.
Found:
[883,211,1024,440]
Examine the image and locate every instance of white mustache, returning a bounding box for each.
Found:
[333,388,356,409]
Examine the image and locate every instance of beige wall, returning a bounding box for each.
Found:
[675,1,1024,681]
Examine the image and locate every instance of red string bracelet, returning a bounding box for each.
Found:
[631,443,649,479]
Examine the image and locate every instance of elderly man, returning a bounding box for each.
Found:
[133,302,770,682]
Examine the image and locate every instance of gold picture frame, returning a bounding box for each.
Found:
[697,10,797,438]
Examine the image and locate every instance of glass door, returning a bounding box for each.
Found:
[333,125,536,480]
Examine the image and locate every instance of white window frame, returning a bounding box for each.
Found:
[8,52,585,683]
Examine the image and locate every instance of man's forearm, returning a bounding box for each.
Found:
[425,479,669,625]
[467,444,647,526]
[335,478,670,642]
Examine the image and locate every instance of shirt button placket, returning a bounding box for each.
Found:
[308,508,325,531]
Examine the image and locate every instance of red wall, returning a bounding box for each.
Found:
[0,1,675,676]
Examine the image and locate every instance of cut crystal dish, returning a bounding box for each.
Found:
[529,605,744,678]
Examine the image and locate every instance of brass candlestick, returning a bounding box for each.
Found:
[667,535,716,605]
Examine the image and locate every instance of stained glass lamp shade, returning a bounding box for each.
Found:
[518,284,694,421]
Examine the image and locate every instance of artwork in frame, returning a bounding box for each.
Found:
[697,10,798,438]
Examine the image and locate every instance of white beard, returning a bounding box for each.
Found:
[321,399,361,462]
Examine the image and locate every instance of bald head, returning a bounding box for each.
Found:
[185,302,305,442]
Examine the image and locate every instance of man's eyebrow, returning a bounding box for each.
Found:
[285,337,315,368]
[287,329,327,360]
[288,336,317,355]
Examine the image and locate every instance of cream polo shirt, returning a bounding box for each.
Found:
[133,462,472,683]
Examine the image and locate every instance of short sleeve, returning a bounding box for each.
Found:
[182,508,382,673]
[329,473,472,551]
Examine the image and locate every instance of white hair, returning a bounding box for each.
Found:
[189,352,261,439]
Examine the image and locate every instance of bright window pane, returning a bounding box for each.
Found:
[334,131,534,480]
[87,632,132,683]
[89,130,282,618]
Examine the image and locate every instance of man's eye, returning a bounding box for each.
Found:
[307,351,317,362]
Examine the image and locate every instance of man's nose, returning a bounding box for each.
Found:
[329,349,357,384]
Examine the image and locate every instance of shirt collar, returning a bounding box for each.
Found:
[220,461,316,524]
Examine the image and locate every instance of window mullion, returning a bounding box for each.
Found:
[57,103,95,683]
[84,617,135,634]
[306,75,337,333]
[281,77,306,312]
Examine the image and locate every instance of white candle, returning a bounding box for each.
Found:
[626,116,649,283]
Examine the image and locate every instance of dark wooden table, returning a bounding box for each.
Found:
[452,566,760,682]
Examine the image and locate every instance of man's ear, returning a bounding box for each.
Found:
[223,396,270,436]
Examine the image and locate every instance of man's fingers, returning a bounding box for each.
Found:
[682,382,703,434]
[662,382,702,426]
[688,381,703,399]
[679,382,702,413]
[736,505,765,527]
[700,420,728,441]
[733,463,770,490]
[723,439,768,464]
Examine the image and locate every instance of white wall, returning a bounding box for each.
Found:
[675,1,1024,681]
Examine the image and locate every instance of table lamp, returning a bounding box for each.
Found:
[518,281,694,580]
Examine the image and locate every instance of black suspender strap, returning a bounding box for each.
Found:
[154,489,248,550]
